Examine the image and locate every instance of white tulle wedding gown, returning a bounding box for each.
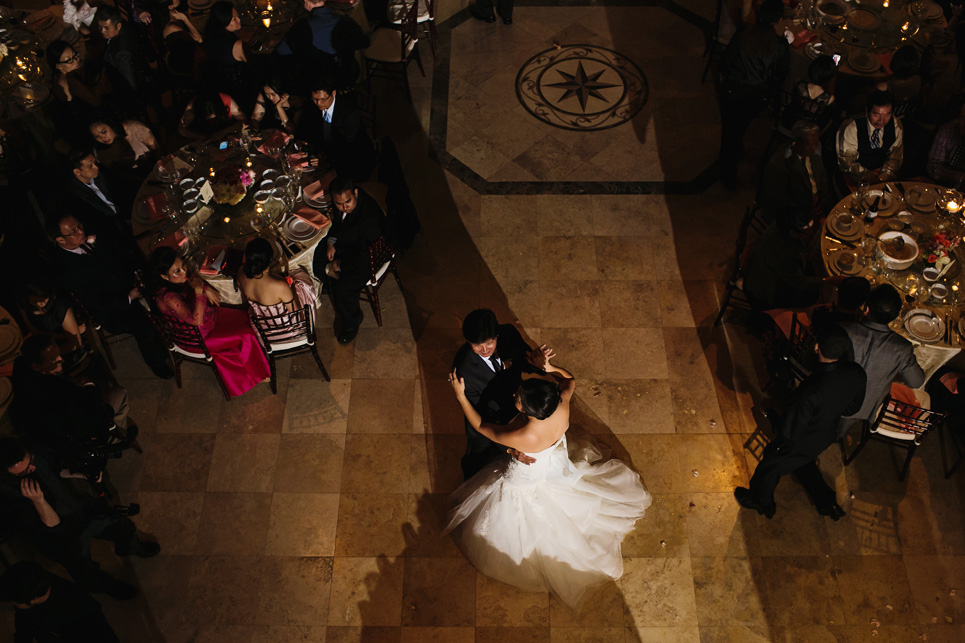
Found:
[443,432,651,609]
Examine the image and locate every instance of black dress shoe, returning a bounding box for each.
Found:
[499,14,512,24]
[103,580,138,600]
[816,503,846,521]
[337,325,360,346]
[470,6,496,22]
[734,487,776,519]
[151,363,174,379]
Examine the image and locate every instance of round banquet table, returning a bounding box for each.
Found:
[820,180,965,381]
[131,130,333,306]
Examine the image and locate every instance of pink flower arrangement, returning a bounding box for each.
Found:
[923,231,959,269]
[212,167,256,205]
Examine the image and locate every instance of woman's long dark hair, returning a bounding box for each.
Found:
[205,1,235,39]
[147,246,188,296]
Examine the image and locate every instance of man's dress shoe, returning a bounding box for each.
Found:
[337,325,360,346]
[470,6,497,22]
[500,15,512,24]
[734,487,776,519]
[816,503,846,521]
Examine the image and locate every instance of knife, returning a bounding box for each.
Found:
[826,234,858,248]
[896,183,907,197]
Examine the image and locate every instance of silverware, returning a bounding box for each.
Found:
[945,313,951,344]
[826,234,858,248]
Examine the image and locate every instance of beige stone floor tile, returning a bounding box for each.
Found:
[347,379,415,434]
[903,555,965,625]
[402,557,477,626]
[549,628,628,642]
[540,281,602,328]
[480,195,538,234]
[571,379,610,427]
[273,433,346,493]
[335,493,408,557]
[265,493,339,556]
[452,135,513,180]
[392,275,477,332]
[895,492,965,556]
[255,557,332,627]
[341,434,410,494]
[513,135,585,181]
[675,434,749,493]
[627,626,700,642]
[621,493,689,558]
[410,434,465,494]
[684,493,760,558]
[601,328,668,379]
[590,197,660,237]
[539,328,606,380]
[400,627,475,643]
[604,379,675,434]
[539,236,598,282]
[123,554,195,632]
[206,434,280,493]
[753,483,832,557]
[216,376,289,433]
[133,491,204,555]
[190,624,260,642]
[537,196,596,237]
[481,275,542,331]
[611,435,683,494]
[476,235,541,282]
[620,557,698,627]
[153,377,226,433]
[595,237,656,281]
[324,626,401,642]
[289,332,355,381]
[283,378,351,433]
[692,627,771,643]
[138,432,216,492]
[599,282,663,328]
[328,557,404,627]
[691,556,767,627]
[404,493,463,558]
[548,580,624,627]
[351,329,418,380]
[184,556,266,627]
[476,572,549,627]
[831,555,916,626]
[658,281,697,328]
[760,556,845,627]
[826,491,902,556]
[921,625,965,642]
[488,160,542,182]
[476,627,551,643]
[195,492,272,556]
[123,377,163,429]
[249,625,327,642]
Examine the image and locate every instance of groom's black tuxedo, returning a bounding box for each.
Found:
[453,324,537,479]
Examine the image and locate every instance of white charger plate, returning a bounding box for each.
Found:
[904,308,945,342]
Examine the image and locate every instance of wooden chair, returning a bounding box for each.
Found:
[362,0,424,100]
[360,234,404,328]
[355,90,379,142]
[840,392,947,481]
[713,204,767,327]
[249,306,330,394]
[388,0,436,59]
[147,311,231,401]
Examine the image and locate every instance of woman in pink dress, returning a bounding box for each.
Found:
[148,246,270,397]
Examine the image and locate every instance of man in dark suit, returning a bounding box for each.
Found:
[452,309,544,479]
[735,325,866,519]
[275,0,369,87]
[49,213,172,379]
[64,148,128,235]
[95,6,155,105]
[296,77,376,181]
[760,120,833,223]
[312,177,385,345]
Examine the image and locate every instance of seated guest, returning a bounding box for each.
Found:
[89,115,158,183]
[251,75,300,133]
[178,88,246,140]
[18,280,90,368]
[311,177,386,345]
[0,438,159,600]
[783,55,838,131]
[160,0,203,78]
[148,246,270,397]
[295,76,376,181]
[810,276,871,331]
[46,41,108,132]
[876,45,922,106]
[742,206,837,310]
[276,0,370,88]
[65,147,127,233]
[840,284,925,427]
[761,120,833,222]
[925,364,965,435]
[49,213,173,379]
[95,6,156,103]
[0,562,119,642]
[837,90,903,185]
[11,335,134,468]
[928,104,965,187]
[238,237,317,326]
[203,2,249,104]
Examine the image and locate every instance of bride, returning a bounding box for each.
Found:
[444,346,652,609]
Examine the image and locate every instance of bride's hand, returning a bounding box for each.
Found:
[448,368,465,396]
[527,344,556,370]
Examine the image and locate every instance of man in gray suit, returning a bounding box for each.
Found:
[840,284,925,430]
[760,120,833,223]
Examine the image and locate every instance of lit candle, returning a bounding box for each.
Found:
[209,167,215,177]
[223,216,231,223]
[883,0,889,6]
[262,14,271,28]
[948,200,961,214]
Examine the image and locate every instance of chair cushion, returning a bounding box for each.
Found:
[363,28,417,63]
[171,344,210,360]
[366,260,393,286]
[267,337,311,352]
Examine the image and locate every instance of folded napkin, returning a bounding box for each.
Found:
[156,230,188,250]
[257,131,292,157]
[144,192,171,222]
[877,52,894,76]
[791,30,818,49]
[286,152,312,168]
[293,207,331,229]
[302,172,336,201]
[199,245,227,276]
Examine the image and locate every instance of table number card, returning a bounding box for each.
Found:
[199,181,214,204]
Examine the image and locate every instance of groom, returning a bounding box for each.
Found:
[453,309,543,479]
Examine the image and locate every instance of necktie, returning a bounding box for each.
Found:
[488,355,502,373]
[80,242,96,255]
[871,128,881,150]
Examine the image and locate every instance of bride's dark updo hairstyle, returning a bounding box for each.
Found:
[243,237,274,279]
[518,379,562,420]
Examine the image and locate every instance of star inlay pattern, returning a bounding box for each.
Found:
[544,61,620,112]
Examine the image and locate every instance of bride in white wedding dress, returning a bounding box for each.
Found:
[444,347,651,609]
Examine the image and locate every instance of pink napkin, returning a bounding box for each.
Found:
[286,152,312,168]
[156,230,187,250]
[791,30,818,49]
[144,192,170,222]
[877,52,894,76]
[257,131,292,157]
[293,207,331,230]
[199,245,227,276]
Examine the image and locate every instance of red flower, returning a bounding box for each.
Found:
[928,254,939,262]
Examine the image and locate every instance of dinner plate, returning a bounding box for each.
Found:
[282,216,317,241]
[864,190,894,214]
[829,248,862,275]
[0,324,19,358]
[848,51,881,73]
[805,41,826,59]
[903,308,945,342]
[904,186,938,211]
[828,211,864,240]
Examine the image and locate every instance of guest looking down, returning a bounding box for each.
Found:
[251,75,300,133]
[837,90,904,185]
[148,246,270,397]
[89,116,158,182]
[18,280,90,369]
[178,88,246,140]
[876,45,922,106]
[239,237,316,320]
[95,6,155,97]
[783,55,838,130]
[295,76,376,181]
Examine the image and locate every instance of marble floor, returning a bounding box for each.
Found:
[3,1,965,642]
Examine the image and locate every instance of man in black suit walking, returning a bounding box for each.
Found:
[313,176,386,345]
[735,325,866,520]
[452,309,545,479]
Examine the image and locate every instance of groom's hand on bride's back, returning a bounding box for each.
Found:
[508,448,536,466]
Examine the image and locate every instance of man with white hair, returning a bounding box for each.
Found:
[761,119,833,222]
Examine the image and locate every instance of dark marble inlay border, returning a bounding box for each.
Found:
[428,0,718,195]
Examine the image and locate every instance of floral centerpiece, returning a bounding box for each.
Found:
[923,230,959,271]
[211,166,255,206]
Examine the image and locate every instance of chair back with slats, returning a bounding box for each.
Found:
[155,314,213,360]
[713,204,766,326]
[368,235,396,283]
[871,396,946,446]
[250,305,314,353]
